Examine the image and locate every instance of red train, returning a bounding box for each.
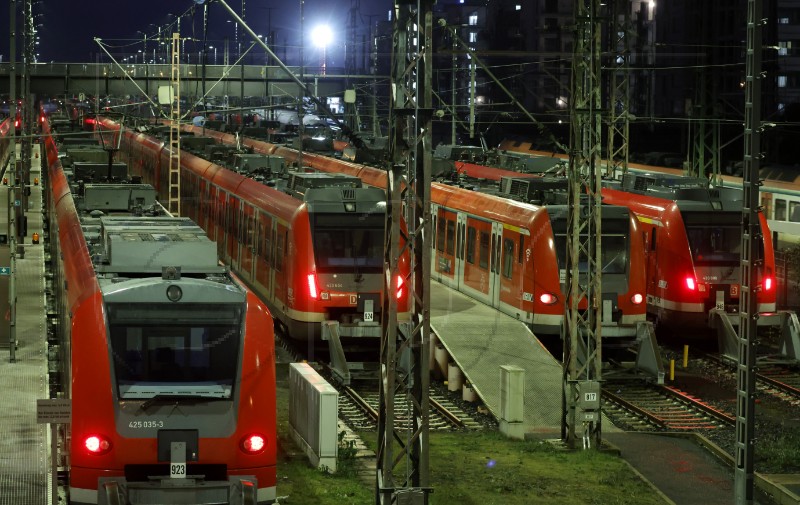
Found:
[601,172,777,329]
[42,118,277,504]
[428,144,779,331]
[95,117,412,381]
[169,125,648,343]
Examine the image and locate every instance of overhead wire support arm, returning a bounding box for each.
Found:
[214,0,371,154]
[438,20,568,154]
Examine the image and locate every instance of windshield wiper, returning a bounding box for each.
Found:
[139,394,226,411]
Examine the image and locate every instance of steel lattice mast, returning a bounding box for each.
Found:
[563,0,603,449]
[377,1,432,503]
[168,32,181,216]
[607,0,631,179]
[735,1,762,502]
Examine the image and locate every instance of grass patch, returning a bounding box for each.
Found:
[275,380,666,504]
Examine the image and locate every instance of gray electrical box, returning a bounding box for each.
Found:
[577,381,601,422]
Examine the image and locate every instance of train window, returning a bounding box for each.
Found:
[257,221,264,258]
[437,215,446,252]
[311,213,384,272]
[775,199,787,221]
[684,213,741,265]
[601,235,628,274]
[107,303,242,399]
[431,216,437,250]
[275,231,286,272]
[502,238,514,279]
[790,202,800,223]
[446,220,456,255]
[267,230,275,266]
[518,236,524,264]
[466,226,476,264]
[479,231,489,269]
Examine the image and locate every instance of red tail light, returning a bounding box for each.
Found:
[14,119,20,128]
[631,293,644,305]
[241,434,266,454]
[764,276,773,291]
[84,435,111,455]
[539,293,558,305]
[396,275,404,300]
[685,277,696,291]
[307,273,319,299]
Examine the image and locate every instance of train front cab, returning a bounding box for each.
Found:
[69,284,277,505]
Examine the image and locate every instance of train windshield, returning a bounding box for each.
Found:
[683,212,742,265]
[312,213,385,273]
[107,303,243,400]
[553,234,628,274]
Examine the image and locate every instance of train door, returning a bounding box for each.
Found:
[490,222,503,308]
[434,207,458,287]
[198,179,208,230]
[497,228,524,311]
[255,213,273,298]
[454,212,467,287]
[240,204,255,279]
[227,195,239,264]
[461,216,492,305]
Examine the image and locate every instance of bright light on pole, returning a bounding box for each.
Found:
[311,24,332,75]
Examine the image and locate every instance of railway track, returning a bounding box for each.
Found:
[338,385,482,431]
[277,333,482,432]
[702,354,800,406]
[602,382,735,431]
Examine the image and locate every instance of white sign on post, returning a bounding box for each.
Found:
[36,399,71,424]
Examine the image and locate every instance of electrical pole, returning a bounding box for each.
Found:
[7,0,17,362]
[563,0,603,450]
[377,1,432,503]
[735,1,762,502]
[607,0,631,179]
[168,32,181,216]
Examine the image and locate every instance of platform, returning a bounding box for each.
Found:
[0,143,51,504]
[429,282,561,435]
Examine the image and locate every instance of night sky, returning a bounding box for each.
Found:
[0,0,392,66]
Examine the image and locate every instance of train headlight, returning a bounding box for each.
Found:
[685,277,696,291]
[240,434,267,454]
[344,202,356,212]
[631,293,644,305]
[396,275,404,300]
[166,285,183,302]
[84,435,112,455]
[764,276,773,292]
[539,293,558,305]
[307,274,319,299]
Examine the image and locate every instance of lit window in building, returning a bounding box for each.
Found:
[779,17,789,24]
[778,103,785,112]
[469,13,478,26]
[469,32,477,43]
[778,75,788,87]
[516,4,522,10]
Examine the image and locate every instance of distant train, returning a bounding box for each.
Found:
[95,117,412,382]
[170,125,649,343]
[43,118,277,504]
[601,172,777,329]
[494,139,800,246]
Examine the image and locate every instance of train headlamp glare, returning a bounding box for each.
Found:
[166,285,183,302]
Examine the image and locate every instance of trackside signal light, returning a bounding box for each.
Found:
[241,434,266,454]
[539,293,558,305]
[764,276,773,291]
[685,277,696,291]
[84,435,111,455]
[631,293,644,305]
[307,273,319,299]
[396,275,404,300]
